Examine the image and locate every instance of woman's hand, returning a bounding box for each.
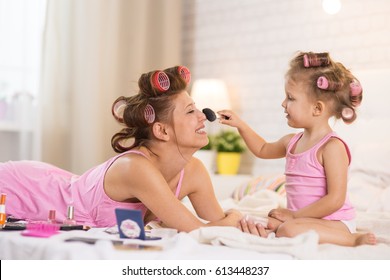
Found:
[224,209,244,222]
[238,216,268,237]
[268,208,295,222]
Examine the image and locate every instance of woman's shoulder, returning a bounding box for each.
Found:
[180,156,211,184]
[107,150,155,177]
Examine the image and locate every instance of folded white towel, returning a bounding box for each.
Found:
[189,226,319,259]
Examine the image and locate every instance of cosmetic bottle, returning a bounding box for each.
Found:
[63,205,77,225]
[0,193,6,225]
[47,209,56,224]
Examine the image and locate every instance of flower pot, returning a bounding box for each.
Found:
[216,152,241,175]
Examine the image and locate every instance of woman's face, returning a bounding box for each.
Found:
[168,91,208,152]
[170,91,209,151]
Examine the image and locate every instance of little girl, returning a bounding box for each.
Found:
[219,52,376,246]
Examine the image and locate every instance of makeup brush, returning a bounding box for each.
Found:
[202,108,217,122]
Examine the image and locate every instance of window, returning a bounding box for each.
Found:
[0,0,46,160]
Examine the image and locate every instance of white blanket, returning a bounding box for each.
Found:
[190,226,319,259]
[189,189,390,260]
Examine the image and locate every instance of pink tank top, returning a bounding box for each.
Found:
[0,151,184,227]
[285,132,355,221]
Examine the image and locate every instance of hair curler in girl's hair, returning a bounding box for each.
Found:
[177,66,191,84]
[317,76,342,91]
[144,104,156,124]
[341,107,354,121]
[151,71,170,92]
[349,80,363,107]
[303,53,330,68]
[317,76,329,89]
[350,80,362,96]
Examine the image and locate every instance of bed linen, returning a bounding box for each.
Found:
[1,182,389,260]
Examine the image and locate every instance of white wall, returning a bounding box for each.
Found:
[182,0,390,175]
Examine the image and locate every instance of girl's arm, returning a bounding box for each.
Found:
[270,138,349,220]
[218,110,292,159]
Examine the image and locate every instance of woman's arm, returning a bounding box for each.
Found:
[185,157,226,222]
[106,155,241,232]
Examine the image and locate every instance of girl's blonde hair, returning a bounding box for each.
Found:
[286,52,363,123]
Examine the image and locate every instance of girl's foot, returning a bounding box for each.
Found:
[355,232,376,246]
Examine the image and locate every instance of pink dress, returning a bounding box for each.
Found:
[0,151,184,227]
[285,132,355,221]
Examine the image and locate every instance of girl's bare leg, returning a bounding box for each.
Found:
[275,218,376,247]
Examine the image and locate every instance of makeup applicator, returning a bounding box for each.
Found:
[202,108,217,122]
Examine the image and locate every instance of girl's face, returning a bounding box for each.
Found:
[282,78,315,128]
[170,91,209,151]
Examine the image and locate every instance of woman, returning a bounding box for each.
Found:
[0,66,242,231]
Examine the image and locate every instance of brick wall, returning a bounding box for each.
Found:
[182,0,390,175]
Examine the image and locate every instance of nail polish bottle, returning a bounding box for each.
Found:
[63,205,77,225]
[47,209,56,224]
[0,193,6,225]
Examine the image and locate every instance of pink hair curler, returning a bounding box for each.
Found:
[303,53,330,68]
[317,76,329,89]
[341,107,354,120]
[112,99,127,122]
[144,104,156,124]
[178,66,191,84]
[152,71,170,92]
[317,76,342,91]
[350,80,362,96]
[303,54,310,68]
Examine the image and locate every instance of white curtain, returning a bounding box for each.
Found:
[40,0,182,173]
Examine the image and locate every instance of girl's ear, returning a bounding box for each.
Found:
[152,122,170,141]
[313,101,325,116]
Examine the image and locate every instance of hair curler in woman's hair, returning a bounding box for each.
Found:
[303,53,330,68]
[202,108,216,122]
[177,66,191,84]
[317,76,342,91]
[144,104,156,124]
[112,98,127,122]
[151,71,170,92]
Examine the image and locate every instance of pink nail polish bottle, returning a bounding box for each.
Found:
[63,205,77,225]
[47,209,56,223]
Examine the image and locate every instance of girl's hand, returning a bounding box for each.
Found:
[268,208,295,222]
[217,110,244,128]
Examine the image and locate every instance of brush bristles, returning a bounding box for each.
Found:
[22,222,60,238]
[202,108,216,122]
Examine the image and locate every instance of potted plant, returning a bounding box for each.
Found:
[194,134,216,172]
[213,130,246,175]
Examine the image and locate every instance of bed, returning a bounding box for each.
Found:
[1,69,390,262]
[0,173,389,261]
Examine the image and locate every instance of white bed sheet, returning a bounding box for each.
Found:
[0,227,293,260]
